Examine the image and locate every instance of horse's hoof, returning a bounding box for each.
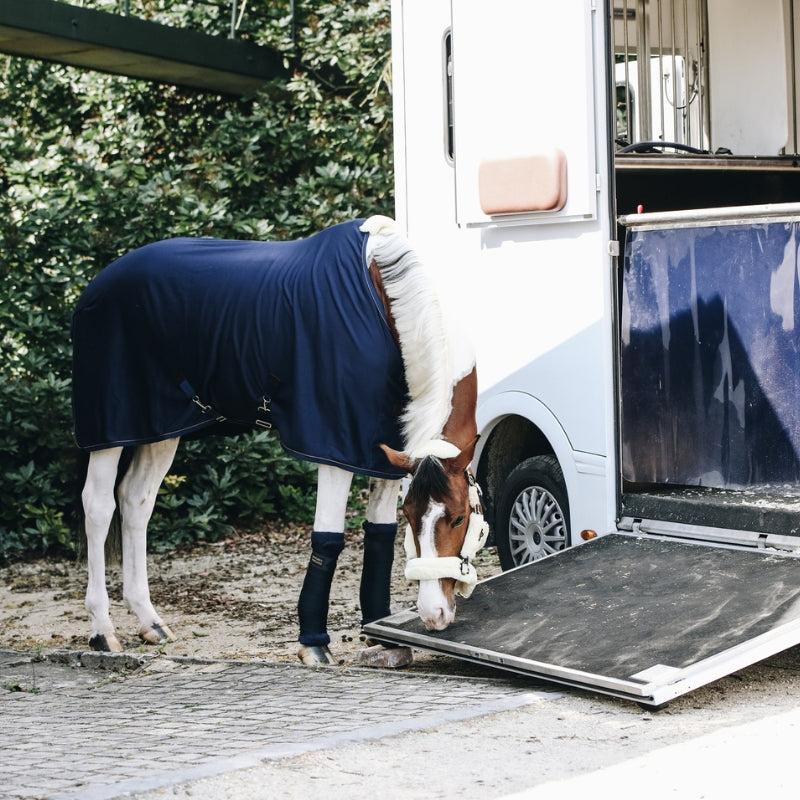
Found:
[89,632,123,653]
[297,644,337,665]
[357,644,414,669]
[138,623,176,645]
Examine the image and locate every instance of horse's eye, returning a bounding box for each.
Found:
[451,515,465,528]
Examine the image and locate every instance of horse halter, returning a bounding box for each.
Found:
[403,470,490,597]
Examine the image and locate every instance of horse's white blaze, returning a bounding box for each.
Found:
[415,500,456,631]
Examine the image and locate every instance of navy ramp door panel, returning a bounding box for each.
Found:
[364,534,800,707]
[621,216,800,488]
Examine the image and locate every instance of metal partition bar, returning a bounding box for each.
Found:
[618,200,800,229]
[636,0,651,140]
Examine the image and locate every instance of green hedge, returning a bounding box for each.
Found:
[0,1,392,560]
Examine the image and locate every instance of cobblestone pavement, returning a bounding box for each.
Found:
[0,649,549,800]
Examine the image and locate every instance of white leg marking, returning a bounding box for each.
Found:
[415,501,456,631]
[314,465,353,532]
[83,447,124,646]
[366,478,401,525]
[117,439,179,641]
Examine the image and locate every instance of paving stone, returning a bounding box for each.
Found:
[0,648,549,800]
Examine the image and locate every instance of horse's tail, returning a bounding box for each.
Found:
[75,447,132,565]
[105,507,123,565]
[105,448,134,565]
[75,449,90,561]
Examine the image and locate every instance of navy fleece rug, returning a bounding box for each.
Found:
[71,220,408,478]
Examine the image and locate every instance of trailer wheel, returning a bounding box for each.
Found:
[495,455,570,570]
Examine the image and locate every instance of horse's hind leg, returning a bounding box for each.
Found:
[83,447,124,651]
[297,465,352,665]
[117,438,180,645]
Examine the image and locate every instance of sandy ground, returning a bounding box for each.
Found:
[0,524,502,667]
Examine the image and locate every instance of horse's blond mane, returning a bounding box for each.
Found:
[361,216,473,458]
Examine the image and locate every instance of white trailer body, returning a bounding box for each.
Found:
[365,0,800,706]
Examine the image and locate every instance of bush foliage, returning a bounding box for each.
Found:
[0,1,393,560]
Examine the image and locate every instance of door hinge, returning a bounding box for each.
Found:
[608,240,620,257]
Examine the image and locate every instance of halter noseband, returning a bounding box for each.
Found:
[403,471,490,597]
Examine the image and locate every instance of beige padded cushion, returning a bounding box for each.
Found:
[478,149,568,215]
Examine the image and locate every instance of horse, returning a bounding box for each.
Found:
[72,215,488,665]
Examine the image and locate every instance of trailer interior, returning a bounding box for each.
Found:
[614,0,800,543]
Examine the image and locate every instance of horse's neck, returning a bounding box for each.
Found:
[365,228,476,457]
[442,367,478,452]
[369,258,401,350]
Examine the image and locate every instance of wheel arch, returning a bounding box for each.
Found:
[474,392,577,536]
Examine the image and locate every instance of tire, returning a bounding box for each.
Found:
[495,455,571,570]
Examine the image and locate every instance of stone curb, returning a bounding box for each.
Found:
[47,649,151,672]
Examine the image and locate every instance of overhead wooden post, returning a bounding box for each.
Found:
[0,0,290,96]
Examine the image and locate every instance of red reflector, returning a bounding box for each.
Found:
[580,529,598,541]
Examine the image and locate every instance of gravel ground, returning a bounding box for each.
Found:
[0,524,501,668]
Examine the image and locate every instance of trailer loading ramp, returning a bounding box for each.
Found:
[364,533,800,707]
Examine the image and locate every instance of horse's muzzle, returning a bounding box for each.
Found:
[417,579,456,631]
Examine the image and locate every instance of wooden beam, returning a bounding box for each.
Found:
[0,0,290,96]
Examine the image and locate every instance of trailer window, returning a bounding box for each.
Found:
[443,30,454,163]
[612,0,708,150]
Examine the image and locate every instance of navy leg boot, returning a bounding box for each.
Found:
[360,520,400,647]
[297,531,345,665]
[358,521,413,666]
[360,521,398,626]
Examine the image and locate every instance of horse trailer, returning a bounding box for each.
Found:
[364,0,800,706]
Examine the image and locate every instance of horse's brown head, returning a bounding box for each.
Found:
[382,437,488,631]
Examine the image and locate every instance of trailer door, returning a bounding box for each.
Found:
[364,534,800,707]
[451,0,600,226]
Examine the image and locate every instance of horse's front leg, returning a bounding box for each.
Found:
[360,477,401,627]
[83,447,124,652]
[356,478,413,668]
[297,465,353,665]
[117,439,180,645]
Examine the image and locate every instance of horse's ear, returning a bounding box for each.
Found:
[448,434,480,473]
[380,444,418,474]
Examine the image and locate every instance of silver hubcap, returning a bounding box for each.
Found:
[508,486,567,565]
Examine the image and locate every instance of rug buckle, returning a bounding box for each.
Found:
[256,396,272,428]
[191,395,212,414]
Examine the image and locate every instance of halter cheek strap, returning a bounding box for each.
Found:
[403,475,490,598]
